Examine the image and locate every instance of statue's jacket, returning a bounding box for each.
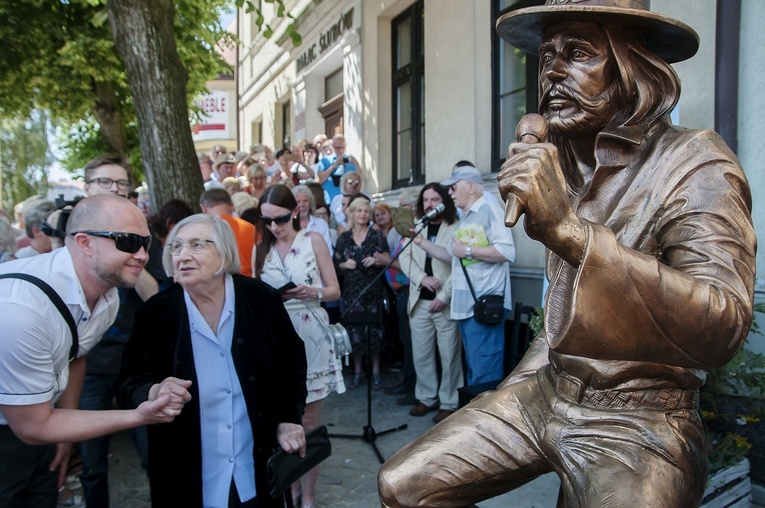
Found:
[518,120,756,393]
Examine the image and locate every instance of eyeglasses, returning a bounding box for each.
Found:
[333,145,345,149]
[346,180,360,186]
[169,238,215,256]
[449,182,463,192]
[71,230,152,254]
[87,177,131,191]
[261,213,293,226]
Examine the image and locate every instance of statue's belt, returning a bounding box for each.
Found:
[545,366,699,411]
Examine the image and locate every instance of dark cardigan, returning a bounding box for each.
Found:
[115,275,307,508]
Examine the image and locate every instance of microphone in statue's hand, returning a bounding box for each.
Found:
[415,203,446,226]
[501,113,549,227]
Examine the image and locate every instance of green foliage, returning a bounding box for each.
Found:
[1,0,233,168]
[705,430,752,473]
[56,116,144,184]
[236,0,302,46]
[0,111,53,213]
[529,306,544,336]
[702,304,765,472]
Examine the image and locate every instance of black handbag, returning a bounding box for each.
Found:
[267,425,332,499]
[459,260,506,325]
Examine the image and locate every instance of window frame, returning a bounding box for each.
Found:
[491,0,542,172]
[391,0,425,189]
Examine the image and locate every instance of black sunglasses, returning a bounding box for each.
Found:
[260,213,293,226]
[71,230,152,254]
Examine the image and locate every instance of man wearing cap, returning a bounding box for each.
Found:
[379,1,755,507]
[213,152,237,183]
[415,164,515,388]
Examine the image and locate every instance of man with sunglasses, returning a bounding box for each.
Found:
[78,154,166,508]
[0,194,181,508]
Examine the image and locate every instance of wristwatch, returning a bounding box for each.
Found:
[465,246,473,261]
[317,288,323,301]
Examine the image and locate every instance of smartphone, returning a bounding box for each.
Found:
[277,281,297,295]
[284,153,297,162]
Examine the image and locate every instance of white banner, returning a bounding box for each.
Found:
[192,90,231,141]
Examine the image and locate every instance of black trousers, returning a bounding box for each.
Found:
[0,424,58,508]
[228,478,259,508]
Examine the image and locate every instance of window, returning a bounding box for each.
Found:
[392,1,425,188]
[492,0,542,171]
[320,67,344,135]
[279,100,292,149]
[325,68,343,102]
[251,120,262,146]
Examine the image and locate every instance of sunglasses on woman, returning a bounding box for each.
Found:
[261,213,293,226]
[70,230,152,253]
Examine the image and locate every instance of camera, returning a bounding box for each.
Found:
[342,156,350,164]
[40,194,83,239]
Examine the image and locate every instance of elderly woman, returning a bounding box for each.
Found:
[116,214,307,508]
[292,185,334,255]
[333,197,388,390]
[254,185,344,508]
[329,171,363,232]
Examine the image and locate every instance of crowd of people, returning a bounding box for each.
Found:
[0,135,517,508]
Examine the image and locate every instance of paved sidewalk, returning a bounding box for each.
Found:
[106,370,560,507]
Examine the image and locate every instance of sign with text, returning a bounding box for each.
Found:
[296,8,354,73]
[192,90,231,141]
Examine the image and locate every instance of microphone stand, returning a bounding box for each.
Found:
[330,221,429,463]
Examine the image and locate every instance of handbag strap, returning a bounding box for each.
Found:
[0,273,79,362]
[458,255,506,302]
[459,260,480,302]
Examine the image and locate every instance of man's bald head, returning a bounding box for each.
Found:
[65,194,147,244]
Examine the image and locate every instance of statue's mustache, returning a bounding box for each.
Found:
[539,83,615,114]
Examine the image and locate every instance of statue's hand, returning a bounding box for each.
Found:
[498,142,585,265]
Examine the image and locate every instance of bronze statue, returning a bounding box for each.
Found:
[378,1,756,507]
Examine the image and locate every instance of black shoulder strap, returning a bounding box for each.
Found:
[0,273,79,362]
[459,260,479,302]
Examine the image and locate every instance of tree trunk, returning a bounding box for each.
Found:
[106,0,202,213]
[92,80,128,158]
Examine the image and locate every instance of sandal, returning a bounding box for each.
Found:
[372,374,382,390]
[348,373,364,389]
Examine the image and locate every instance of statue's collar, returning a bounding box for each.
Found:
[593,120,666,169]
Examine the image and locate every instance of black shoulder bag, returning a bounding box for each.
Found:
[0,273,79,362]
[459,261,506,325]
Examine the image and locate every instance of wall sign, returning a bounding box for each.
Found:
[296,7,354,73]
[191,90,231,141]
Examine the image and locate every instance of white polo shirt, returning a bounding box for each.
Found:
[0,247,119,424]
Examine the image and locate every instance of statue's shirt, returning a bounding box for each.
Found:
[545,120,756,391]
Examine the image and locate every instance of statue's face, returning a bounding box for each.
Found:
[539,21,618,138]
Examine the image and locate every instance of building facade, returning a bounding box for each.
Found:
[237,0,765,315]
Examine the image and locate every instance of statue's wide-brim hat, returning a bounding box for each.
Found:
[496,0,699,63]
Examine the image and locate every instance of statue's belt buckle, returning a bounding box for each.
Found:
[552,370,586,403]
